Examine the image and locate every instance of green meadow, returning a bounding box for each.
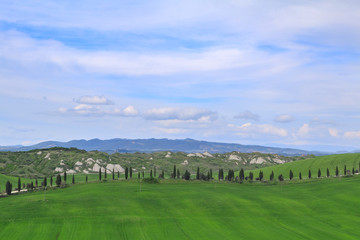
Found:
[1,175,360,239]
[248,153,360,180]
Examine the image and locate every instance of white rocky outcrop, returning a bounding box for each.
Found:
[92,163,101,172]
[60,160,65,166]
[181,160,189,165]
[85,158,94,165]
[55,167,63,172]
[45,153,51,160]
[229,154,242,161]
[273,158,285,164]
[250,157,266,164]
[75,161,83,166]
[203,151,213,157]
[37,151,42,155]
[106,164,124,173]
[165,152,171,158]
[67,170,76,174]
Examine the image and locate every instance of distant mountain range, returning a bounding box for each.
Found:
[0,138,328,156]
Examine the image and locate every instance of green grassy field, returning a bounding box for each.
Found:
[247,153,360,180]
[1,176,360,239]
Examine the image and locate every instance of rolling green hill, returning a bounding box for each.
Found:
[248,153,360,180]
[0,148,309,178]
[1,177,360,239]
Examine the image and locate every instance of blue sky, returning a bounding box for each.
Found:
[0,0,360,152]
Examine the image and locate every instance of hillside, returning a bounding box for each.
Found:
[1,177,360,239]
[0,148,310,178]
[249,153,360,180]
[0,138,324,156]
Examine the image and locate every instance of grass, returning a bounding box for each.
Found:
[247,153,360,180]
[1,176,360,239]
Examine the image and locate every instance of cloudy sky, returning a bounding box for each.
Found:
[0,0,360,151]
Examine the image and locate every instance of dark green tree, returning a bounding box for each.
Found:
[161,169,165,179]
[259,171,263,181]
[196,167,200,180]
[318,169,321,178]
[99,168,102,181]
[249,172,253,181]
[138,172,140,179]
[299,172,302,180]
[50,176,53,186]
[177,169,180,179]
[112,169,115,180]
[130,167,132,178]
[125,167,128,179]
[210,168,213,179]
[104,169,107,179]
[35,179,38,187]
[289,170,293,180]
[336,166,339,176]
[118,171,120,179]
[72,174,75,184]
[278,174,284,181]
[327,168,330,177]
[344,165,347,175]
[239,168,244,181]
[308,169,311,179]
[142,171,145,178]
[270,171,274,181]
[184,170,191,180]
[86,175,88,183]
[30,182,34,190]
[64,171,67,183]
[6,181,12,195]
[150,169,153,178]
[18,177,21,192]
[154,166,156,177]
[43,177,47,187]
[56,174,61,186]
[173,165,176,179]
[352,167,355,175]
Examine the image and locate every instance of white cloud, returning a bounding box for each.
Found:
[328,128,339,137]
[297,124,310,138]
[274,114,295,123]
[234,111,259,121]
[229,122,288,137]
[58,104,138,117]
[122,105,138,116]
[76,95,113,105]
[143,107,217,121]
[344,131,360,139]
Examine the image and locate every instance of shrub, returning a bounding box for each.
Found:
[142,177,159,184]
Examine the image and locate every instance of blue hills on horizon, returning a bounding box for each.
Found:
[0,138,333,156]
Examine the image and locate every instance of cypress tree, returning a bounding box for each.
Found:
[352,168,355,175]
[64,171,67,183]
[218,169,221,180]
[36,179,38,187]
[336,166,339,176]
[18,177,21,192]
[6,181,12,195]
[118,171,120,179]
[150,169,153,178]
[289,170,293,180]
[130,167,132,178]
[142,171,145,178]
[196,167,200,180]
[239,168,244,181]
[43,177,47,187]
[125,167,128,179]
[299,172,302,180]
[318,169,321,178]
[105,169,107,179]
[344,165,347,175]
[259,171,263,181]
[270,171,274,181]
[72,174,75,184]
[99,168,102,181]
[30,181,33,190]
[86,175,88,183]
[112,169,115,180]
[56,174,61,186]
[161,169,165,179]
[249,172,253,181]
[50,176,53,186]
[210,168,213,179]
[138,172,140,179]
[327,168,330,177]
[154,167,156,177]
[308,169,311,179]
[278,174,284,181]
[173,165,176,179]
[177,169,180,179]
[184,170,190,180]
